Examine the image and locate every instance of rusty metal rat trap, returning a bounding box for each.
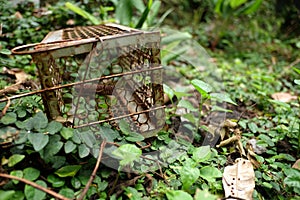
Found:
[5,23,165,137]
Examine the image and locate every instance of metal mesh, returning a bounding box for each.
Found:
[7,24,164,137]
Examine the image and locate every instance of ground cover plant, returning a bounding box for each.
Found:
[0,0,299,199]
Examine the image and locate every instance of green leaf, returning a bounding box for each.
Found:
[99,126,120,142]
[112,144,142,167]
[194,189,217,200]
[0,190,15,200]
[180,165,200,190]
[24,167,40,181]
[61,127,74,140]
[230,0,247,8]
[199,166,222,182]
[124,187,142,199]
[24,180,47,200]
[163,84,175,102]
[166,190,193,200]
[59,188,75,199]
[64,140,77,153]
[46,121,62,135]
[294,79,300,85]
[47,174,65,188]
[242,0,263,14]
[43,135,63,159]
[192,145,212,163]
[0,49,12,55]
[1,112,17,125]
[210,93,237,105]
[126,132,144,142]
[10,170,23,184]
[33,112,48,130]
[119,119,131,135]
[71,177,81,189]
[135,0,152,28]
[177,99,198,112]
[248,121,259,133]
[65,2,100,25]
[115,0,132,25]
[55,165,82,177]
[79,130,96,147]
[28,133,49,151]
[78,144,90,158]
[191,79,212,98]
[8,154,25,167]
[161,31,192,45]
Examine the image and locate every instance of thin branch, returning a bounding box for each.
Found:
[77,139,107,200]
[0,173,70,200]
[0,96,10,118]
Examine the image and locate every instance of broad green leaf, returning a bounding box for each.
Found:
[0,49,11,55]
[194,189,217,200]
[79,130,95,147]
[55,165,81,177]
[230,0,247,8]
[59,188,75,199]
[78,144,90,158]
[248,122,258,133]
[166,190,193,200]
[24,167,40,181]
[24,180,47,200]
[192,145,212,163]
[161,31,192,45]
[0,190,15,200]
[99,126,120,142]
[126,132,144,142]
[210,93,237,105]
[71,177,81,189]
[47,174,65,188]
[284,176,300,189]
[8,154,25,167]
[1,112,17,125]
[119,119,131,135]
[163,84,175,102]
[191,79,212,98]
[243,0,263,14]
[64,140,76,153]
[294,79,300,85]
[33,112,48,130]
[177,99,198,112]
[115,0,132,25]
[43,135,63,159]
[60,127,74,140]
[180,165,200,190]
[112,144,142,167]
[124,187,142,199]
[46,121,62,135]
[65,2,100,25]
[10,170,23,184]
[28,133,49,151]
[199,166,222,182]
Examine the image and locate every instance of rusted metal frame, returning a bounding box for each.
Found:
[0,67,163,103]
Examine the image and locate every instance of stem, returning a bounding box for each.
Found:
[0,173,69,200]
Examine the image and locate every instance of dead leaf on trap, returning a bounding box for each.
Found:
[271,92,297,103]
[222,158,255,200]
[292,159,300,170]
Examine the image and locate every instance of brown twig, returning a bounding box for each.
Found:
[1,96,10,118]
[0,173,70,200]
[77,139,107,200]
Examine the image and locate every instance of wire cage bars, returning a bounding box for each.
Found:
[5,23,165,138]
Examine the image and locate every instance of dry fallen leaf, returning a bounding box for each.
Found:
[271,92,297,103]
[292,159,300,170]
[222,158,255,200]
